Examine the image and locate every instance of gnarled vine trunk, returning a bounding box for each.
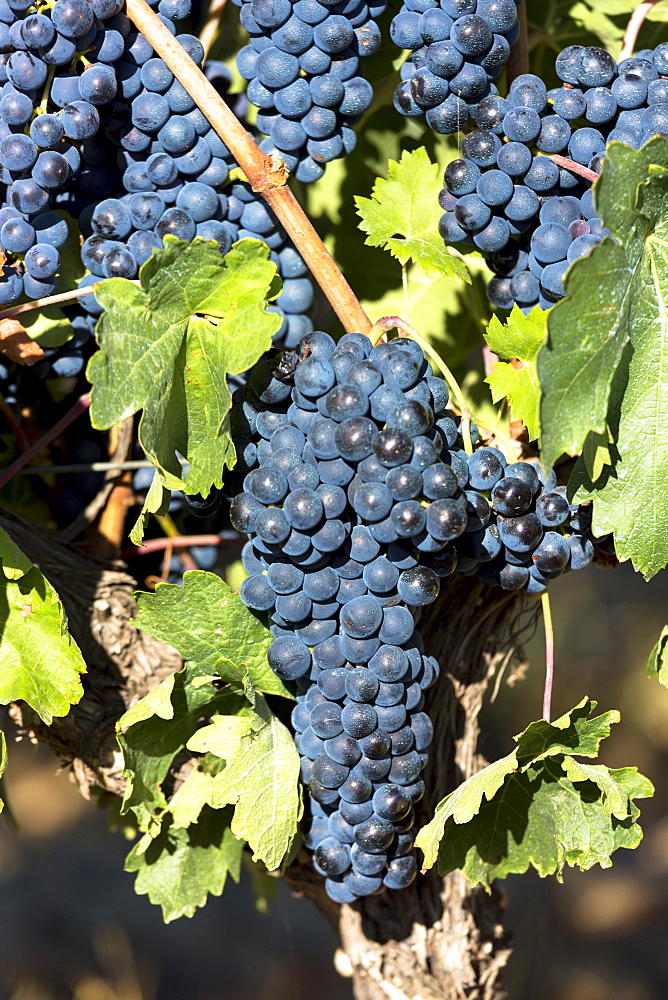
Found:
[2,507,526,1000]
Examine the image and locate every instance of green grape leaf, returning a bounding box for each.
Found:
[129,470,171,547]
[539,139,668,577]
[124,806,243,922]
[485,306,545,440]
[514,697,619,764]
[118,675,176,729]
[355,148,469,281]
[432,759,652,888]
[647,625,668,687]
[208,694,302,870]
[87,237,281,498]
[0,565,86,724]
[117,671,243,833]
[134,570,289,698]
[168,757,223,830]
[417,698,652,886]
[0,526,33,580]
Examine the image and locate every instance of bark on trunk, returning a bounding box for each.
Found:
[1,507,181,797]
[2,507,528,999]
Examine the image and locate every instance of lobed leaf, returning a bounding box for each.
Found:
[87,238,281,503]
[539,138,668,577]
[134,571,289,698]
[355,148,469,281]
[125,806,243,922]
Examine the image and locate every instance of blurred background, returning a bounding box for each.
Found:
[1,561,667,1000]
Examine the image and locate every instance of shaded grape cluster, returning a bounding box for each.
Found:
[229,329,596,900]
[232,0,385,181]
[437,44,668,310]
[391,0,521,134]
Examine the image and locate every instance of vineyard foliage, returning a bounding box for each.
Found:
[0,0,666,921]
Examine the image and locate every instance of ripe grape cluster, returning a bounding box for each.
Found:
[390,0,521,134]
[233,0,385,181]
[437,43,668,310]
[229,329,595,900]
[0,0,315,405]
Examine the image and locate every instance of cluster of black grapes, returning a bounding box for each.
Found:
[229,329,596,900]
[0,1,316,408]
[391,0,521,134]
[437,43,668,311]
[234,0,385,182]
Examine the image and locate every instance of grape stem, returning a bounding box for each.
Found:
[547,155,599,184]
[541,590,555,722]
[199,0,228,58]
[368,315,474,456]
[0,393,90,490]
[0,280,141,322]
[620,0,661,60]
[124,0,371,335]
[121,533,230,558]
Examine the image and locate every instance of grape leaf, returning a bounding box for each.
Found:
[207,694,302,870]
[355,148,469,281]
[484,306,545,441]
[134,570,290,699]
[417,698,652,885]
[87,237,281,499]
[168,756,223,830]
[0,526,33,580]
[539,138,668,578]
[124,806,243,922]
[432,760,652,888]
[646,625,668,687]
[0,565,86,724]
[129,470,171,547]
[117,672,243,833]
[118,674,176,728]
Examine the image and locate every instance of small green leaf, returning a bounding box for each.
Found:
[135,570,290,698]
[485,306,545,440]
[88,237,280,498]
[125,806,243,922]
[0,526,33,580]
[539,138,668,577]
[168,759,222,830]
[355,148,469,281]
[118,675,176,729]
[0,566,86,724]
[209,694,302,870]
[187,715,254,759]
[129,470,171,547]
[417,698,651,887]
[116,672,242,832]
[647,625,668,686]
[514,697,618,764]
[416,752,518,871]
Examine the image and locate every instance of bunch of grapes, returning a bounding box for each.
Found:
[233,0,385,182]
[228,328,596,900]
[391,0,521,135]
[437,44,668,310]
[0,0,315,406]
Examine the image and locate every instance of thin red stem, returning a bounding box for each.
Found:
[548,155,599,184]
[121,534,231,558]
[0,394,90,490]
[620,0,661,60]
[0,281,138,323]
